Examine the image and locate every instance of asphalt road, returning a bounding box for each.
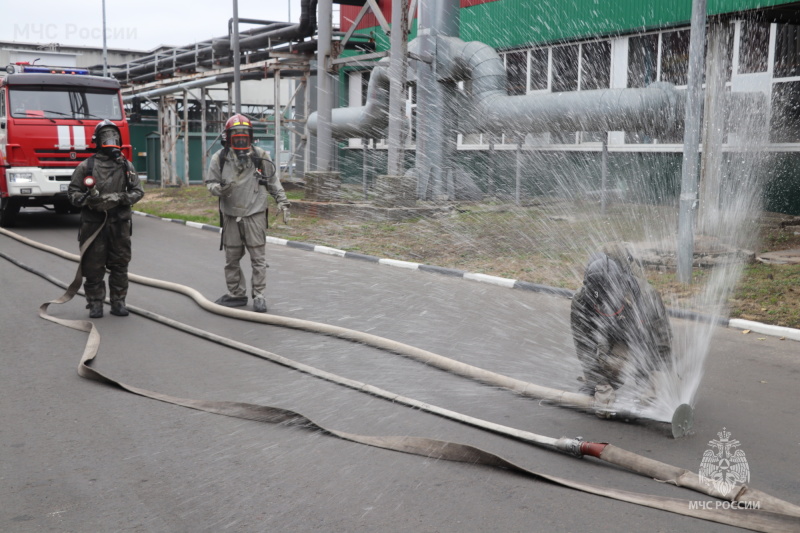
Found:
[1,208,799,532]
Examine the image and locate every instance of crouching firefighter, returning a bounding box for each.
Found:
[570,244,673,400]
[205,114,290,313]
[67,120,144,318]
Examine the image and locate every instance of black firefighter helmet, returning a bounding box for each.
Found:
[91,119,122,155]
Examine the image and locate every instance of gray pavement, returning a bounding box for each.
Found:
[1,208,799,532]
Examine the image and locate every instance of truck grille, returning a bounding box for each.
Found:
[34,149,93,167]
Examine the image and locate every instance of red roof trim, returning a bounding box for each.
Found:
[340,0,500,33]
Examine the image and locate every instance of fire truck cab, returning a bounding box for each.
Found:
[0,63,131,227]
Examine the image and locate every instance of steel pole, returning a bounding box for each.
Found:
[601,136,608,215]
[677,0,707,283]
[102,0,108,77]
[183,90,189,185]
[315,0,335,171]
[201,88,208,182]
[232,0,242,114]
[386,0,409,176]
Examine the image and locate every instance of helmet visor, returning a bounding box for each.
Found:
[230,131,251,151]
[98,128,121,148]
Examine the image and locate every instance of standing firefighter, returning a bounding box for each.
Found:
[206,114,290,313]
[67,120,144,318]
[570,244,673,398]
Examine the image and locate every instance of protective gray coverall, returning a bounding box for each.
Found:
[570,246,673,393]
[67,152,144,313]
[205,146,288,302]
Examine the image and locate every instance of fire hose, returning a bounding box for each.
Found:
[1,227,799,532]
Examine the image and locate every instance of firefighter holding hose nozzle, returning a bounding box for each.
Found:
[67,120,144,319]
[570,244,673,402]
[205,114,289,314]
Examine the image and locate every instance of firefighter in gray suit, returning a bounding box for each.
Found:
[570,244,673,396]
[206,114,289,313]
[68,120,144,318]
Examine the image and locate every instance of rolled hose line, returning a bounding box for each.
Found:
[0,229,651,421]
[2,227,800,531]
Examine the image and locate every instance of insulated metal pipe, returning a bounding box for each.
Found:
[212,0,318,53]
[307,65,390,138]
[122,71,273,102]
[313,34,685,145]
[442,37,685,136]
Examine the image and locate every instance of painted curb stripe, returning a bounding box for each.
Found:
[464,272,517,288]
[379,258,420,270]
[729,319,800,341]
[314,245,347,257]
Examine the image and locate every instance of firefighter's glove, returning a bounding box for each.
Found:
[278,202,290,223]
[116,192,132,206]
[89,193,121,212]
[258,178,270,187]
[207,181,233,197]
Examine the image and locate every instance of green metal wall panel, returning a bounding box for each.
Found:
[356,0,800,51]
[462,0,800,49]
[129,122,157,172]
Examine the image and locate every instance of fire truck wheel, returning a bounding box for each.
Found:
[0,198,20,228]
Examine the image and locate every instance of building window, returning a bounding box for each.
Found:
[770,81,800,142]
[740,20,771,74]
[505,50,528,96]
[552,44,579,92]
[628,34,659,88]
[361,71,371,105]
[529,48,549,91]
[774,23,800,78]
[661,29,691,85]
[581,41,611,90]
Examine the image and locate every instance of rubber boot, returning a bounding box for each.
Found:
[215,294,248,307]
[87,301,104,318]
[110,300,129,317]
[253,295,267,313]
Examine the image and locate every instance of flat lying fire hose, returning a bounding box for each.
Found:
[1,228,799,532]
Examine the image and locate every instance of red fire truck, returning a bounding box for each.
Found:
[0,62,131,227]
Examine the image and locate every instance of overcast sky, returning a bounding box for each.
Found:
[1,0,307,52]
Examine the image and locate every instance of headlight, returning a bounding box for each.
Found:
[8,172,34,183]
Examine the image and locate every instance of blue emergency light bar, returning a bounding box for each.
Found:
[5,63,89,75]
